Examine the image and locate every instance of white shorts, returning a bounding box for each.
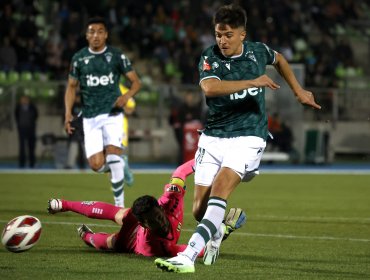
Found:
[194,134,266,186]
[83,113,123,158]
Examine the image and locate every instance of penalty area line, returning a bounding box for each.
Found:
[2,219,368,243]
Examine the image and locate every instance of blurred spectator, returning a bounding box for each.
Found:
[267,112,282,151]
[17,10,38,42]
[14,95,38,168]
[168,94,183,165]
[178,91,203,126]
[335,38,354,66]
[17,38,44,72]
[1,0,368,88]
[177,40,198,84]
[64,94,85,169]
[268,113,294,153]
[169,91,203,164]
[278,122,294,153]
[0,3,16,39]
[0,36,17,71]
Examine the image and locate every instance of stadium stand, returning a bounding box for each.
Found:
[0,0,369,165]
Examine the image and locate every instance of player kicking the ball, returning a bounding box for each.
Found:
[47,159,246,258]
[154,3,320,273]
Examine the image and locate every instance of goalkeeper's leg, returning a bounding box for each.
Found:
[203,208,247,265]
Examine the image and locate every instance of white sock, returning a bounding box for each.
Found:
[106,154,125,207]
[183,197,227,262]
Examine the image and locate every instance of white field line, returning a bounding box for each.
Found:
[1,168,370,175]
[253,214,370,222]
[1,219,369,243]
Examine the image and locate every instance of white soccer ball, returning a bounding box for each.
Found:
[1,215,42,253]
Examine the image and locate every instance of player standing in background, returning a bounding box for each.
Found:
[119,82,136,186]
[64,17,141,207]
[155,4,321,273]
[47,159,246,257]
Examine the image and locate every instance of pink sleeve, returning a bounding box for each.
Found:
[171,159,195,180]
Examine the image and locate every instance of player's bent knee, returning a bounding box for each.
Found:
[89,162,104,172]
[88,158,105,172]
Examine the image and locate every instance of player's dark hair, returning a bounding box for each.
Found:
[86,17,108,30]
[132,195,160,219]
[213,4,247,29]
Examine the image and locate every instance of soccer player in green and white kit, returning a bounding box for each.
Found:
[155,4,321,273]
[64,17,141,207]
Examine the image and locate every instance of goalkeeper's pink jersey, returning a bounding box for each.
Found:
[113,184,187,257]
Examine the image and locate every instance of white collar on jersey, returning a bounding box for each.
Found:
[229,43,244,59]
[88,46,107,54]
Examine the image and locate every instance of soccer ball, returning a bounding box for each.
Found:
[1,215,42,253]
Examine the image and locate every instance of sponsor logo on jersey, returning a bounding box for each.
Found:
[79,55,95,65]
[81,201,96,205]
[86,72,114,87]
[202,56,211,71]
[79,55,95,62]
[230,87,263,100]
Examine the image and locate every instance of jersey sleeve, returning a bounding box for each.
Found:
[69,54,80,80]
[117,51,133,74]
[198,51,222,83]
[262,43,277,65]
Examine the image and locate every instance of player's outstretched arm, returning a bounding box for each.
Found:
[273,52,321,110]
[200,75,280,97]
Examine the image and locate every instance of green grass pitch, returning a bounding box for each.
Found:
[0,172,369,279]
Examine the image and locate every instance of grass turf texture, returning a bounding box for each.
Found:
[0,172,369,279]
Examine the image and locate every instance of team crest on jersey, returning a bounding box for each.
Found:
[246,51,257,64]
[105,52,113,63]
[212,62,219,69]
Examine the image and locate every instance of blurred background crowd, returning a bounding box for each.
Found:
[1,0,369,86]
[0,0,370,168]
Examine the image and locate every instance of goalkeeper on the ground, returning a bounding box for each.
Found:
[47,160,245,258]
